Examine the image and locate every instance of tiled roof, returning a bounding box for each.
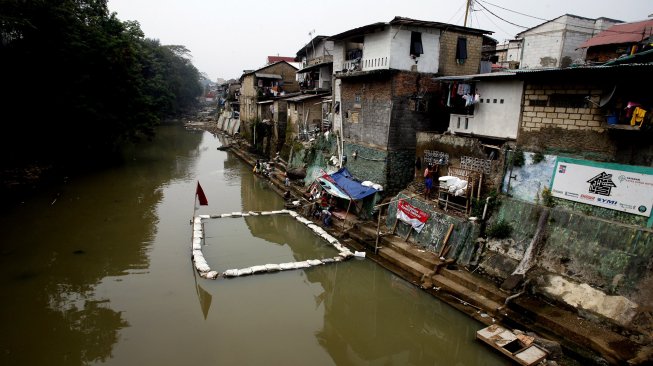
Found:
[579,19,653,48]
[267,56,296,63]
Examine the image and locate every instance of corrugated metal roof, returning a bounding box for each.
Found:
[296,61,333,74]
[328,16,491,41]
[434,71,517,81]
[433,63,653,81]
[255,73,282,79]
[579,19,653,48]
[286,93,330,103]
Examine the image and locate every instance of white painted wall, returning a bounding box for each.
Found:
[519,15,622,69]
[361,30,391,71]
[448,79,523,139]
[333,78,342,134]
[332,42,345,74]
[332,26,441,74]
[389,26,439,73]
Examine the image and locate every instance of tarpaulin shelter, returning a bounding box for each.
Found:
[312,168,380,222]
[316,168,379,200]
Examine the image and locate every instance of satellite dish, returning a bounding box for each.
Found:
[585,85,616,107]
[599,85,617,107]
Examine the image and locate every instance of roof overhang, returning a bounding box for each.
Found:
[255,73,282,79]
[296,61,333,74]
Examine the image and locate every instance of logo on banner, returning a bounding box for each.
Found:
[587,172,617,196]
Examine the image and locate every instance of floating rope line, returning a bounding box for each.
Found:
[191,209,363,280]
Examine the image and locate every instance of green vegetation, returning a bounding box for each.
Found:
[0,0,202,169]
[541,187,555,207]
[486,219,513,239]
[532,151,545,164]
[512,149,525,167]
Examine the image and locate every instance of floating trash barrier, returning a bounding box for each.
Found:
[190,209,361,279]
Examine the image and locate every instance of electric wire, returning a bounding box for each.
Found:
[474,0,528,29]
[477,0,650,35]
[446,2,467,24]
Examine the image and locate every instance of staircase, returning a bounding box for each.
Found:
[348,221,509,320]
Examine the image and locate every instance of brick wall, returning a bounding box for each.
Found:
[438,30,483,76]
[340,73,393,148]
[521,82,605,133]
[388,72,442,150]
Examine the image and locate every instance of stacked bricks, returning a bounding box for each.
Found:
[521,82,605,133]
[438,30,483,76]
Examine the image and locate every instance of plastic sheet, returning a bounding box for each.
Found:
[236,267,253,276]
[294,261,310,269]
[223,269,239,277]
[204,271,219,279]
[279,262,296,270]
[250,265,267,273]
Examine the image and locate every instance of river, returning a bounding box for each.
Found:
[0,124,506,365]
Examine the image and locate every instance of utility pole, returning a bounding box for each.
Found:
[463,0,472,27]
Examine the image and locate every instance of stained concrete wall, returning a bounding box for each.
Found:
[386,192,480,264]
[481,197,653,328]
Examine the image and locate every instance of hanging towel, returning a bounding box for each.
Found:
[630,107,647,126]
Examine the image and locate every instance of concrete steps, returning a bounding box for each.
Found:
[354,220,508,318]
[377,246,432,279]
[429,274,504,315]
[438,267,508,305]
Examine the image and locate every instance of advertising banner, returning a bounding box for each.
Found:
[550,158,653,217]
[397,199,430,232]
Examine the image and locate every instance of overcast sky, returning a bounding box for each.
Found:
[107,0,651,81]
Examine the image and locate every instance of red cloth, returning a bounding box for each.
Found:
[196,182,208,206]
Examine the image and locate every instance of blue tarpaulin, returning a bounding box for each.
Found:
[317,168,378,201]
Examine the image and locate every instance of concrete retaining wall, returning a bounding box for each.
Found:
[480,197,653,328]
[385,192,480,264]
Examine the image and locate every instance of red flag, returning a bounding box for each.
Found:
[196,182,208,206]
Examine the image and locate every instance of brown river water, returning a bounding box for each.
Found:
[0,125,507,365]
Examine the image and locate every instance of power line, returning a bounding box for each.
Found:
[474,0,528,29]
[445,2,466,24]
[477,0,651,35]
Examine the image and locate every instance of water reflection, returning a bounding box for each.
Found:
[0,125,203,365]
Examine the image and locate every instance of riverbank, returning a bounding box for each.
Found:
[204,121,651,365]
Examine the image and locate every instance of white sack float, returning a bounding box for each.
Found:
[354,251,366,258]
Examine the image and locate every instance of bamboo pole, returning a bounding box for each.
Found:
[341,198,352,232]
[404,227,413,242]
[439,224,454,257]
[375,206,383,254]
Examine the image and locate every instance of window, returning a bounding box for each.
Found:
[410,97,428,112]
[529,99,547,107]
[456,37,467,64]
[549,94,588,108]
[410,31,423,56]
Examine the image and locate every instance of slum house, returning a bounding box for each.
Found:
[295,35,334,92]
[486,64,653,336]
[239,61,299,154]
[514,14,622,69]
[493,39,522,70]
[419,64,653,338]
[414,71,524,214]
[285,92,330,142]
[579,18,653,64]
[329,16,492,195]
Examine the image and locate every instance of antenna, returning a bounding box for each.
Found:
[308,29,316,59]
